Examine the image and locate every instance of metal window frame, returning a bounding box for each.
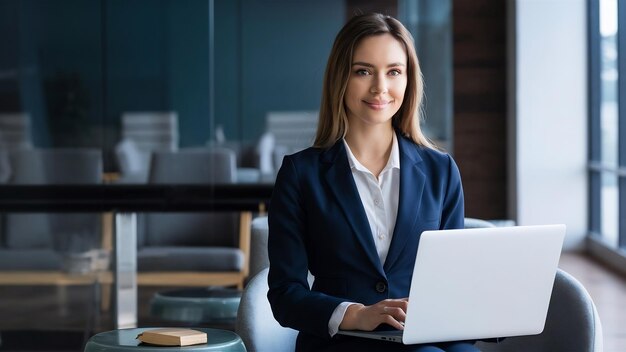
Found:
[588,0,626,264]
[588,0,602,237]
[618,0,626,249]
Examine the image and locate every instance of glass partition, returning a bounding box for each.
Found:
[0,0,452,185]
[0,0,452,339]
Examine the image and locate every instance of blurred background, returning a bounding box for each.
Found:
[0,0,624,351]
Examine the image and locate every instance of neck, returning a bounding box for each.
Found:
[345,124,394,163]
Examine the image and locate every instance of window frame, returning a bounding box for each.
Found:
[588,0,626,268]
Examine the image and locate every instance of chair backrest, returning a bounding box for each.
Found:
[249,216,269,279]
[0,113,32,150]
[0,150,10,183]
[115,112,179,183]
[266,111,317,171]
[236,268,298,352]
[121,111,179,152]
[148,148,237,184]
[141,148,238,247]
[245,217,494,279]
[255,132,275,175]
[476,269,603,352]
[464,217,496,229]
[10,149,103,185]
[5,149,102,252]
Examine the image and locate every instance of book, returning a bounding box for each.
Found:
[136,328,207,346]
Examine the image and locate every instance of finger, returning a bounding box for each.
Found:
[383,299,407,306]
[382,315,405,330]
[382,299,408,312]
[383,306,407,322]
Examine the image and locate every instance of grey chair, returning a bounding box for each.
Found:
[1,149,103,265]
[0,150,10,183]
[148,148,237,184]
[115,111,179,183]
[265,111,318,172]
[237,268,603,352]
[236,268,297,352]
[0,113,31,183]
[121,111,179,152]
[236,217,603,352]
[476,269,603,352]
[248,216,270,280]
[0,113,32,150]
[0,149,108,339]
[136,148,251,289]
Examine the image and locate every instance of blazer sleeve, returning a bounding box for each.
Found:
[439,154,465,230]
[267,156,344,339]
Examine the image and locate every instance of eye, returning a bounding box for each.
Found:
[355,69,371,76]
[388,69,402,76]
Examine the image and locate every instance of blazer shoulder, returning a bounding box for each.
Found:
[418,146,455,165]
[278,146,327,175]
[398,134,456,168]
[283,146,324,164]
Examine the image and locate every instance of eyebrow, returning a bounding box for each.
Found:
[352,61,406,67]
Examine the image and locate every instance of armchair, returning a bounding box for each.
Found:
[236,268,603,352]
[114,111,179,183]
[0,148,109,285]
[265,111,318,171]
[136,148,251,289]
[475,267,603,351]
[236,217,603,352]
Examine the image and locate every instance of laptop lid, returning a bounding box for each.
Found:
[401,224,565,344]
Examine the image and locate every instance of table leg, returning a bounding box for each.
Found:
[114,213,138,328]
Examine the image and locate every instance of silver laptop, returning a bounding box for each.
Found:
[337,224,566,344]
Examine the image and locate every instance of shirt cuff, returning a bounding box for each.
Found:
[328,302,357,337]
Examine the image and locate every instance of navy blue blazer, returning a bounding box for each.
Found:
[267,132,465,351]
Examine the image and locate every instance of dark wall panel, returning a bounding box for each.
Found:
[453,0,507,219]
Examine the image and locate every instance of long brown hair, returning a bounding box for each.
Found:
[313,13,433,149]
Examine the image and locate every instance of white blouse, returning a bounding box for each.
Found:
[327,133,401,336]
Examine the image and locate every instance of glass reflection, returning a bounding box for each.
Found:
[0,0,454,339]
[0,0,452,185]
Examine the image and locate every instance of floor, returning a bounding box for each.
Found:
[0,252,624,351]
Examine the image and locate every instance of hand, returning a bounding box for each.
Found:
[339,298,408,331]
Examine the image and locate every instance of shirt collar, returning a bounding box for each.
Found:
[343,132,400,173]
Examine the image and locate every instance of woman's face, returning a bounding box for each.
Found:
[344,33,408,129]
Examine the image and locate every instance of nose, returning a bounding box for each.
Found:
[370,74,388,95]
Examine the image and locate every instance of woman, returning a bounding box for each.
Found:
[267,13,479,352]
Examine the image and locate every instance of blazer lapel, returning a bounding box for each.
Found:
[322,141,385,276]
[383,134,425,272]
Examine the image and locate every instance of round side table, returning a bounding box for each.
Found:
[84,328,246,352]
[150,288,241,324]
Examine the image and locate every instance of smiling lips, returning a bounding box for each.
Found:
[364,100,392,110]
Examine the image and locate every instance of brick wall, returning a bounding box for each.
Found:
[453,0,508,219]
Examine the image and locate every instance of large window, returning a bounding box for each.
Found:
[589,0,625,251]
